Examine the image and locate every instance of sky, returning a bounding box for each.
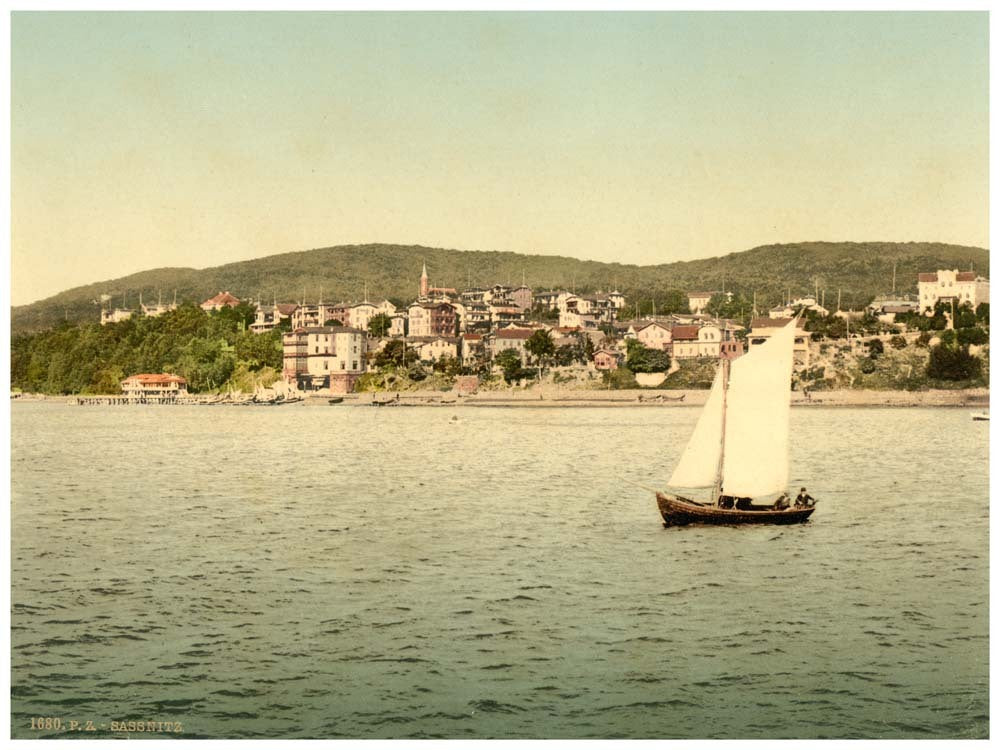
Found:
[10,11,989,305]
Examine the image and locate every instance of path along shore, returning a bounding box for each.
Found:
[13,388,989,408]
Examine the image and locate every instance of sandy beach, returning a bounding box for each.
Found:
[336,388,990,408]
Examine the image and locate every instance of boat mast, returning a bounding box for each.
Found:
[712,357,730,506]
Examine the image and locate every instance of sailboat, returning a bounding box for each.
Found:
[656,317,816,526]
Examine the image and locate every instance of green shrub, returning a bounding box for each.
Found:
[927,344,982,381]
[957,327,988,347]
[890,335,907,349]
[859,357,877,374]
[602,367,638,389]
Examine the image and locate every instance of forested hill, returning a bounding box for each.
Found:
[12,241,989,333]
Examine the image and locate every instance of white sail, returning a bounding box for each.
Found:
[667,366,726,488]
[721,318,797,497]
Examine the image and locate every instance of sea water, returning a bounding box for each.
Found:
[10,402,989,739]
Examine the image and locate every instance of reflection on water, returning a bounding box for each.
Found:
[11,403,989,739]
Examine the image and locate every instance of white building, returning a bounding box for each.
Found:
[687,291,717,314]
[283,326,367,392]
[374,299,396,316]
[101,308,133,325]
[630,321,672,350]
[389,313,407,337]
[348,301,379,331]
[410,336,460,363]
[917,269,989,314]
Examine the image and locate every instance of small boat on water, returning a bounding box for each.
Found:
[654,317,816,527]
[971,411,989,421]
[328,397,344,404]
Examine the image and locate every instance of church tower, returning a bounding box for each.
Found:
[420,262,429,297]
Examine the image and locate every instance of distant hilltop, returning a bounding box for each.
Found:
[11,241,989,334]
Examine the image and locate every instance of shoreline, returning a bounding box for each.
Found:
[342,388,989,408]
[12,388,990,409]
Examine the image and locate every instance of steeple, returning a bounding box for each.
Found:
[420,261,429,297]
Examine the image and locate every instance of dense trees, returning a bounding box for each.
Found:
[625,340,671,373]
[927,343,982,381]
[705,292,752,326]
[373,339,419,368]
[525,330,555,376]
[494,349,528,383]
[10,303,282,394]
[368,313,392,337]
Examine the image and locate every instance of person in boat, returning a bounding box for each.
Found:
[734,497,753,510]
[794,487,815,508]
[717,489,734,509]
[773,493,790,510]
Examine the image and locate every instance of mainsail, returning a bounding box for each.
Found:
[722,319,796,497]
[667,318,797,497]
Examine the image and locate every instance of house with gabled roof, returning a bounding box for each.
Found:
[631,320,672,350]
[593,348,623,371]
[200,291,241,311]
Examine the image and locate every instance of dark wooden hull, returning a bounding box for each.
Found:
[656,492,815,527]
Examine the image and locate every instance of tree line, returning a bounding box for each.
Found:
[11,302,283,395]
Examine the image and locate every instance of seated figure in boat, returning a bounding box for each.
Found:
[794,487,815,508]
[717,493,734,509]
[773,493,790,510]
[734,497,753,510]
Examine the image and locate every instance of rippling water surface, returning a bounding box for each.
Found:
[10,402,989,739]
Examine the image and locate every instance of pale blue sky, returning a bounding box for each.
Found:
[11,11,989,304]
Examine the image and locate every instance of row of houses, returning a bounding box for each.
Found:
[100,267,989,344]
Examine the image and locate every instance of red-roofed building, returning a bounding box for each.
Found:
[670,325,702,358]
[489,327,534,364]
[917,269,989,314]
[200,291,241,311]
[593,349,622,371]
[121,373,188,401]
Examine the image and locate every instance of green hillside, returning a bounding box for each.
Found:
[11,241,989,333]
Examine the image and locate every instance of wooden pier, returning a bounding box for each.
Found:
[75,396,186,405]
